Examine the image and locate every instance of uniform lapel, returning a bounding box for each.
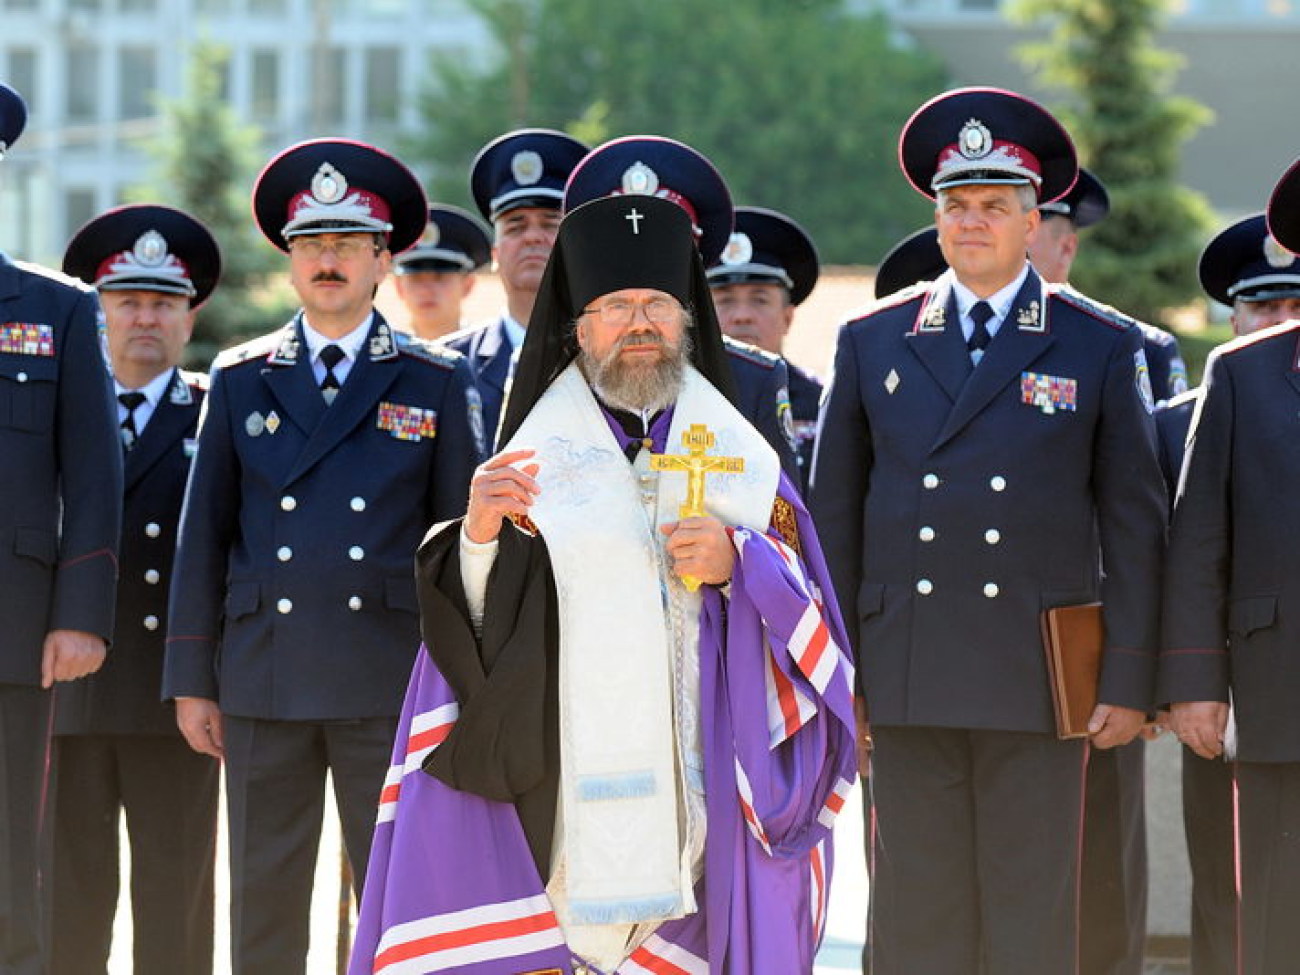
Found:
[475,319,512,397]
[261,317,328,437]
[905,274,970,405]
[123,370,196,491]
[932,268,1056,452]
[281,313,402,487]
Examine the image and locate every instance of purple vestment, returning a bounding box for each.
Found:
[349,481,856,974]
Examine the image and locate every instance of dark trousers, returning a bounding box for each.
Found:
[1233,761,1300,975]
[50,734,219,975]
[223,715,397,975]
[0,684,51,975]
[1080,740,1148,975]
[1182,748,1236,975]
[869,726,1088,975]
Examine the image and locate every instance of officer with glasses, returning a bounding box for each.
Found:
[164,138,481,974]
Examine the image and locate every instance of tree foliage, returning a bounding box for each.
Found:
[1011,0,1215,324]
[404,0,949,264]
[137,40,295,367]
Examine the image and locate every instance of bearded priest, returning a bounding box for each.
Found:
[349,193,858,975]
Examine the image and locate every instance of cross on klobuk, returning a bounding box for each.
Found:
[650,423,745,591]
[626,208,644,234]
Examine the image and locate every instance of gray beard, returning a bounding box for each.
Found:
[580,330,692,414]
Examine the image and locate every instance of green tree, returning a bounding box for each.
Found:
[404,0,948,264]
[138,40,294,367]
[1011,0,1215,324]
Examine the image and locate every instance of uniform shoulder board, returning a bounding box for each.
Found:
[768,496,802,557]
[179,367,210,391]
[439,320,490,348]
[845,282,926,328]
[213,330,285,370]
[1138,321,1178,349]
[722,335,780,369]
[1050,284,1140,332]
[1217,318,1300,358]
[396,331,463,371]
[14,259,92,293]
[1159,387,1200,412]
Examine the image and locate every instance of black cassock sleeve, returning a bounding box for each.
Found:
[414,520,562,873]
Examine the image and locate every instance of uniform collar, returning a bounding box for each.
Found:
[300,311,374,365]
[951,262,1030,326]
[114,367,175,408]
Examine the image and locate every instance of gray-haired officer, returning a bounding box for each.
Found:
[812,87,1165,974]
[709,206,822,488]
[0,81,122,973]
[444,128,589,448]
[393,203,491,341]
[163,138,480,974]
[1159,210,1300,975]
[56,204,222,975]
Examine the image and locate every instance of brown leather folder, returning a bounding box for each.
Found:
[1040,602,1103,739]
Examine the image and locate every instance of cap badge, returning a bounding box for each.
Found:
[621,161,660,196]
[311,163,348,204]
[721,232,753,267]
[511,150,543,186]
[133,230,169,267]
[1264,234,1295,269]
[958,119,993,160]
[423,221,441,247]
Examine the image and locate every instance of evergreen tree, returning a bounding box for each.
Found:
[1011,0,1215,324]
[138,40,293,367]
[403,0,948,264]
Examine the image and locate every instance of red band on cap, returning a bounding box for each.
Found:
[936,139,1042,184]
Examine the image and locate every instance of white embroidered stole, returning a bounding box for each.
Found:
[501,364,778,966]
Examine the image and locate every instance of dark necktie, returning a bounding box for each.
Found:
[319,344,346,404]
[968,300,995,361]
[119,391,147,451]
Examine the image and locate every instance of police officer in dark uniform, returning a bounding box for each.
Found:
[54,204,222,975]
[1161,204,1300,975]
[0,82,122,974]
[443,128,589,448]
[564,135,802,481]
[393,202,492,341]
[812,88,1166,975]
[163,139,480,974]
[709,206,822,489]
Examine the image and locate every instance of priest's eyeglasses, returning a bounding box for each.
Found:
[289,236,379,260]
[579,296,681,327]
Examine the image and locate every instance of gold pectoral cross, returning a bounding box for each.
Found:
[649,423,745,591]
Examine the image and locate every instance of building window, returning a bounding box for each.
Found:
[66,43,100,123]
[311,46,347,129]
[364,47,400,123]
[119,46,158,121]
[251,49,280,122]
[7,48,37,106]
[64,188,96,242]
